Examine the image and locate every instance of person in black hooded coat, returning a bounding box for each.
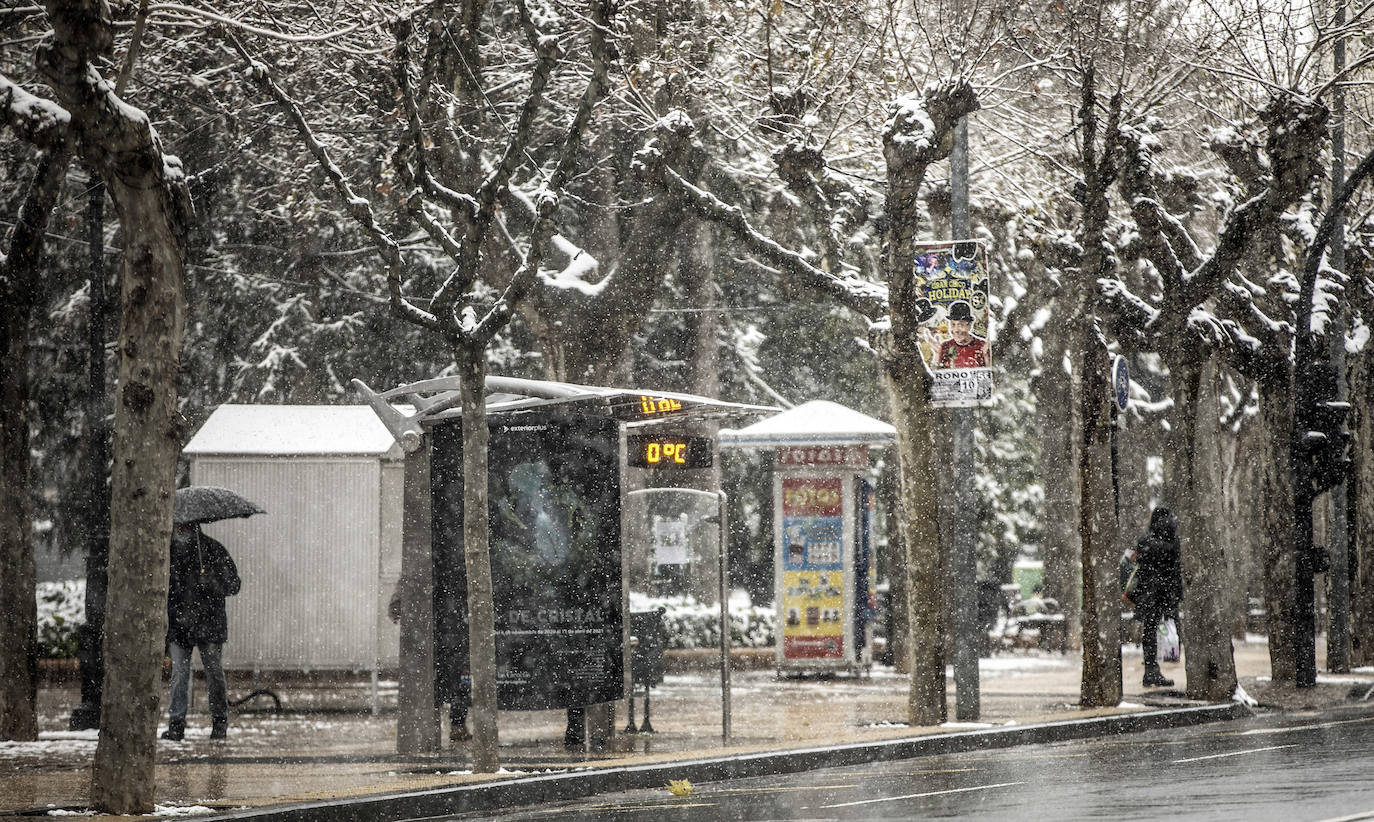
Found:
[162,522,240,740]
[1133,507,1183,687]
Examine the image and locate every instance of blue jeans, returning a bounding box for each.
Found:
[168,641,228,724]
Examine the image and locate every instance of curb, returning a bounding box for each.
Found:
[194,702,1251,822]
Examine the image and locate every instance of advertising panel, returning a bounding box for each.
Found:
[431,413,623,711]
[912,241,994,407]
[780,477,845,660]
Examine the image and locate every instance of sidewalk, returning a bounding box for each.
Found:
[2,640,1369,820]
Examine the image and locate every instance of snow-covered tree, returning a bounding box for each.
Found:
[239,0,615,771]
[2,0,193,811]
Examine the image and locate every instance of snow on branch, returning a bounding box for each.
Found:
[1174,191,1269,311]
[1184,306,1228,348]
[470,0,613,345]
[147,3,365,43]
[1299,142,1374,339]
[1097,277,1158,329]
[471,190,558,347]
[0,74,70,149]
[883,78,979,174]
[1310,268,1345,336]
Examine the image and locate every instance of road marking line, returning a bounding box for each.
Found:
[821,781,1026,808]
[711,785,857,795]
[1239,716,1374,735]
[878,768,981,776]
[1309,810,1374,822]
[1172,744,1297,763]
[531,802,716,814]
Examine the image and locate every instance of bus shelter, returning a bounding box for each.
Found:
[721,401,895,675]
[355,376,773,751]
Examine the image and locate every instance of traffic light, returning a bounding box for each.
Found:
[1296,360,1352,494]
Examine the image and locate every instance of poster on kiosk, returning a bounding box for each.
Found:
[775,446,876,673]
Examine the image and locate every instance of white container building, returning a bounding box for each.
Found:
[182,405,405,677]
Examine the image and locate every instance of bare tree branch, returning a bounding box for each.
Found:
[639,136,889,320]
[231,37,442,333]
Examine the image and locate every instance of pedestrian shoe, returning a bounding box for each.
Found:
[1143,671,1174,687]
[161,722,185,741]
[210,719,228,740]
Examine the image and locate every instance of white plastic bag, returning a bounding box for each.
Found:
[1157,617,1180,663]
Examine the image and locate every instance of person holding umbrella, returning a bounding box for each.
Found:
[162,487,258,741]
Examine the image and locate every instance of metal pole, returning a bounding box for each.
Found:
[1295,483,1317,687]
[718,490,731,745]
[950,113,980,721]
[1293,298,1318,688]
[1326,0,1351,673]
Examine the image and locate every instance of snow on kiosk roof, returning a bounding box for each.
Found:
[719,399,896,448]
[183,404,405,457]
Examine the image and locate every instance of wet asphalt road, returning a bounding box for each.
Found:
[441,706,1374,821]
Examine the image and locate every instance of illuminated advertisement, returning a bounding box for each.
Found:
[431,413,623,711]
[912,241,994,407]
[780,477,845,660]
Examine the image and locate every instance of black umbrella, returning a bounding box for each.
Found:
[173,486,266,525]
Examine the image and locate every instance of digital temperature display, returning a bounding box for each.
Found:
[637,395,683,415]
[627,435,714,469]
[613,394,697,421]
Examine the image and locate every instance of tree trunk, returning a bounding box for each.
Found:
[886,365,945,724]
[1035,331,1082,647]
[1165,354,1238,701]
[884,156,945,725]
[1078,332,1121,708]
[0,147,68,741]
[72,172,113,732]
[1218,413,1259,639]
[1258,379,1298,680]
[23,3,191,807]
[89,187,186,813]
[457,346,499,772]
[0,282,39,742]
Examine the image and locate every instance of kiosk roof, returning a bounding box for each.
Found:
[184,405,405,457]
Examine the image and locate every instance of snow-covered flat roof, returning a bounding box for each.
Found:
[719,400,896,447]
[183,405,404,457]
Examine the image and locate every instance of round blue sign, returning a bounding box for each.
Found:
[1112,355,1130,411]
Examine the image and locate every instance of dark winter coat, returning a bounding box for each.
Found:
[167,530,241,646]
[1133,507,1183,615]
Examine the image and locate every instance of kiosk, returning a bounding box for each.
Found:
[721,401,895,675]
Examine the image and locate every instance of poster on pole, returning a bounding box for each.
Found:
[652,516,690,567]
[912,241,994,407]
[779,476,845,661]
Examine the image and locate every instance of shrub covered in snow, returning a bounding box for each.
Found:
[630,593,775,650]
[37,579,85,658]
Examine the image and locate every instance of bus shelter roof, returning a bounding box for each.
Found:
[353,375,778,452]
